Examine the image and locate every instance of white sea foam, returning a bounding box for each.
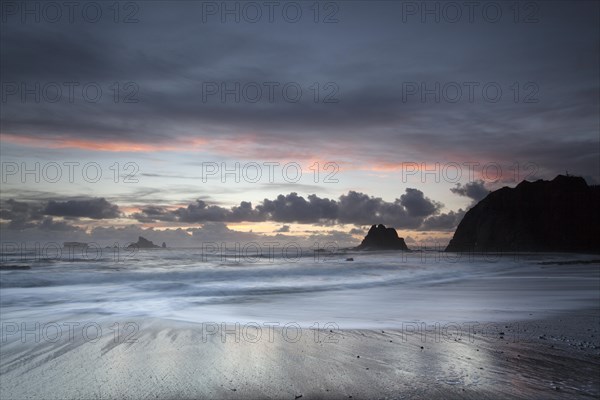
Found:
[1,249,598,328]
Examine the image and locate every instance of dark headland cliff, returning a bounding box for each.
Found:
[445,175,600,253]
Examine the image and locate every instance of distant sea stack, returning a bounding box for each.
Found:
[128,236,161,249]
[445,175,600,253]
[63,242,88,249]
[356,224,409,250]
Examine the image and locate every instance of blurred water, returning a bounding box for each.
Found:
[1,248,598,328]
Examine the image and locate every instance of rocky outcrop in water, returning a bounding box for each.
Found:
[445,175,600,253]
[128,236,160,249]
[356,224,409,250]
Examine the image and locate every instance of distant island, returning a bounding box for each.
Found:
[445,175,600,253]
[355,224,409,251]
[127,236,164,249]
[63,242,88,249]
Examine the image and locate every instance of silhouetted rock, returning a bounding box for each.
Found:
[161,242,167,248]
[63,242,88,249]
[355,224,409,250]
[445,175,600,253]
[128,236,160,249]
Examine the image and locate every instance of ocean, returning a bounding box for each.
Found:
[1,247,598,330]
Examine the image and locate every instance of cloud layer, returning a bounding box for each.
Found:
[132,188,442,228]
[1,1,598,179]
[1,186,451,238]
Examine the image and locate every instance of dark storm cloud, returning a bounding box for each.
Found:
[175,199,264,223]
[257,193,339,223]
[1,2,598,179]
[336,191,380,225]
[0,199,87,232]
[418,180,491,231]
[420,210,466,232]
[336,189,441,228]
[420,180,493,231]
[0,199,44,230]
[131,206,177,223]
[275,225,291,233]
[131,188,441,228]
[400,188,442,217]
[44,198,121,219]
[450,180,489,203]
[0,188,447,231]
[38,216,82,232]
[349,228,365,235]
[172,199,261,223]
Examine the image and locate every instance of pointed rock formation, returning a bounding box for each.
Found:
[355,224,409,250]
[127,236,160,249]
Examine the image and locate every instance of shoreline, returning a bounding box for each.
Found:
[1,309,598,399]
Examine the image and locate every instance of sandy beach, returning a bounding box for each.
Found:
[1,308,598,400]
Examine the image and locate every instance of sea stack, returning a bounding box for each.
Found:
[445,175,600,253]
[128,236,161,249]
[356,224,409,250]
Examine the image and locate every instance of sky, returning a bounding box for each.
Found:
[1,0,599,248]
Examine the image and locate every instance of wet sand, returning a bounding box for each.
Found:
[1,309,598,399]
